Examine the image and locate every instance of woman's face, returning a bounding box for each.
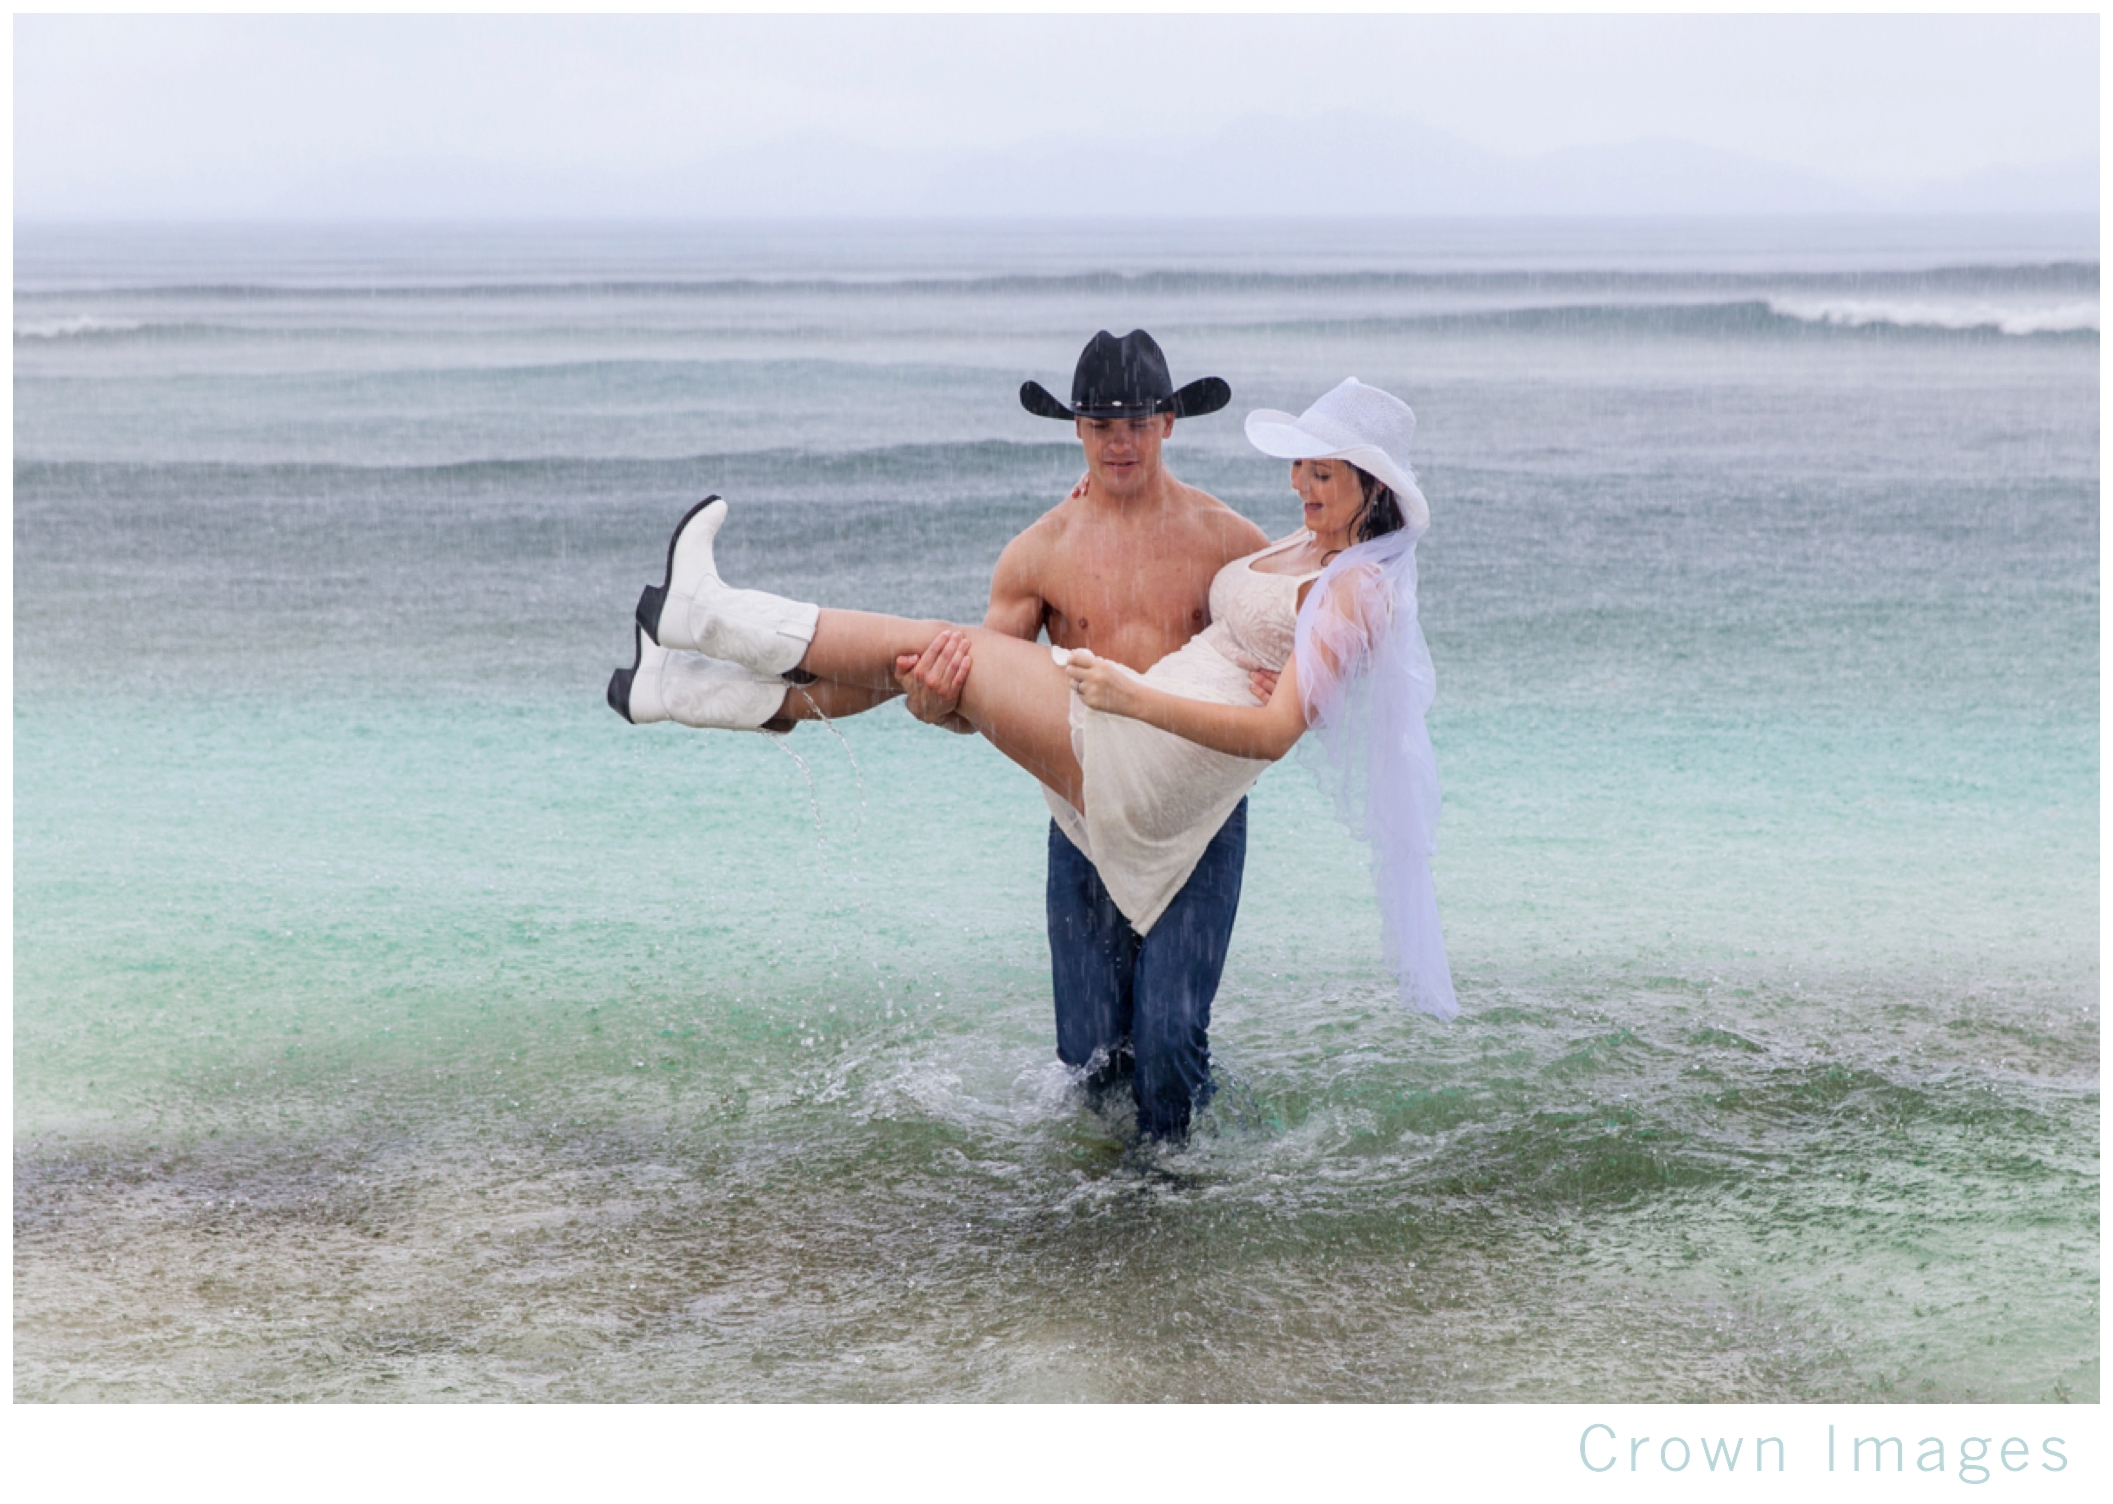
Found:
[1291,458,1365,543]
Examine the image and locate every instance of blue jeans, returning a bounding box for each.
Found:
[1045,799,1246,1142]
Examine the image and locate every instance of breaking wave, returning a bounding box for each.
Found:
[15,314,151,340]
[1765,295,2099,336]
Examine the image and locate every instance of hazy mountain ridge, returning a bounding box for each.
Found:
[788,113,2099,217]
[21,111,2097,220]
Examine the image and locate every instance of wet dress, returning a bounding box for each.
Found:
[1043,531,1321,934]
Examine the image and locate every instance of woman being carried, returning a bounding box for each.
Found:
[609,378,1455,1018]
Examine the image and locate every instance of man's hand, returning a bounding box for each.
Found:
[1249,668,1280,704]
[895,629,975,733]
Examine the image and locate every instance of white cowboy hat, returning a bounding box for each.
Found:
[1243,377,1428,530]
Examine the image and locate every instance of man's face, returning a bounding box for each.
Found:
[1075,413,1174,497]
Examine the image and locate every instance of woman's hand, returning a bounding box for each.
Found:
[1066,472,1091,502]
[1060,646,1306,761]
[1062,648,1141,718]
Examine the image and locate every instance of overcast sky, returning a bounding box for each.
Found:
[14,13,2100,219]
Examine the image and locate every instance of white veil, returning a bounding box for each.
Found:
[1291,515,1458,1019]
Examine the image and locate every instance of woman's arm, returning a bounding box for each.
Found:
[1060,566,1383,759]
[1063,649,1308,762]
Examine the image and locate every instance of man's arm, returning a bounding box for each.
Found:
[980,529,1051,641]
[896,529,1048,727]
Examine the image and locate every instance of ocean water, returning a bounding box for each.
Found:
[13,218,2097,1402]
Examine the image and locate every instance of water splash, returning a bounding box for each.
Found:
[791,686,867,858]
[765,731,829,879]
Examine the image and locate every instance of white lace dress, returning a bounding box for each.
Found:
[1043,532,1320,934]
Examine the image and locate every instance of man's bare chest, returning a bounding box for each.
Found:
[1041,538,1219,656]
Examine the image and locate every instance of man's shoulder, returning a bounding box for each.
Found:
[1002,502,1074,563]
[1168,478,1246,524]
[1168,478,1271,555]
[991,503,1073,593]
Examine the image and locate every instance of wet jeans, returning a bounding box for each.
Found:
[1045,799,1246,1142]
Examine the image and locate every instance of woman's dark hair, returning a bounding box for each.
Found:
[1351,465,1406,543]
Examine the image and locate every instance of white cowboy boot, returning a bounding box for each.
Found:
[635,496,819,675]
[607,624,794,732]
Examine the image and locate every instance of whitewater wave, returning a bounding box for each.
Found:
[1766,296,2099,336]
[15,283,2096,349]
[15,314,150,340]
[10,438,1080,497]
[1232,299,2099,342]
[11,259,2099,303]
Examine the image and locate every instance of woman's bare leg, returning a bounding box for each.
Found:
[801,610,1082,807]
[773,679,899,721]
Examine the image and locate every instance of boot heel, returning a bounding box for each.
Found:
[635,584,666,641]
[606,668,635,722]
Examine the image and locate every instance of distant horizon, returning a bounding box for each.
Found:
[17,213,2097,297]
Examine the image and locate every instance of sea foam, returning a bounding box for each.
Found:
[14,313,149,339]
[1767,294,2099,335]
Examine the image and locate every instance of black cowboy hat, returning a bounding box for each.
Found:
[1020,329,1231,421]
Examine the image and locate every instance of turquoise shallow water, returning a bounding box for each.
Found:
[14,219,2098,1401]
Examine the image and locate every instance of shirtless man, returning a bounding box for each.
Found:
[897,330,1269,1142]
